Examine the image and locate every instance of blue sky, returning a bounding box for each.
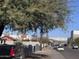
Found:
[48,0,79,38]
[3,0,79,38]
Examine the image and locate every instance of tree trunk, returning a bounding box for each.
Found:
[40,33,42,50]
[45,31,48,39]
[0,24,5,36]
[40,28,43,50]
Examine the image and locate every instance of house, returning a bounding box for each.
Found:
[1,36,16,45]
[17,34,40,46]
[18,34,30,41]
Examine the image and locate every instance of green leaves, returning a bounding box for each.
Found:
[0,0,69,33]
[74,38,79,46]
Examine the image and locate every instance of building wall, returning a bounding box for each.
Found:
[22,41,40,46]
[71,30,79,41]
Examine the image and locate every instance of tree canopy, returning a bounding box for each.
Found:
[74,38,79,46]
[0,0,69,35]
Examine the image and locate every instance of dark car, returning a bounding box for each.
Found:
[0,44,15,59]
[53,44,59,49]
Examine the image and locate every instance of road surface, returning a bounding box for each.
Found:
[59,47,79,59]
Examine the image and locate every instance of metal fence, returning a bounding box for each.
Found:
[23,44,40,57]
[15,44,40,59]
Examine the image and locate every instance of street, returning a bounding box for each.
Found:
[59,47,79,59]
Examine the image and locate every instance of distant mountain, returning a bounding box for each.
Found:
[49,37,68,41]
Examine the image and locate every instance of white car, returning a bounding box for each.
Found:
[72,45,78,49]
[57,46,64,51]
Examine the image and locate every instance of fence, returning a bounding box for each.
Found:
[14,42,41,59]
[23,44,40,57]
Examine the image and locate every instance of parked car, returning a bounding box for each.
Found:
[0,44,15,59]
[57,46,64,51]
[72,45,78,49]
[53,44,59,49]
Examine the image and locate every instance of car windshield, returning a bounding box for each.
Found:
[58,46,63,48]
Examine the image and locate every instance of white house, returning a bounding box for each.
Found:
[1,35,16,45]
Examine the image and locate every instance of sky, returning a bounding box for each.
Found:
[2,0,79,38]
[48,0,79,38]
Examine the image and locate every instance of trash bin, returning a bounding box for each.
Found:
[28,45,32,56]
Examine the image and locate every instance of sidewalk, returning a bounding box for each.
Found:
[34,47,66,59]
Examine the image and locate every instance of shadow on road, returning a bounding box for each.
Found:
[25,53,48,59]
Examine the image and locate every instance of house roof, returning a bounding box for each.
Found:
[2,36,16,41]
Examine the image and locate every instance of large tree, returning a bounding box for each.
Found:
[0,0,69,36]
[74,38,79,46]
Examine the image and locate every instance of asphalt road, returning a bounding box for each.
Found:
[59,47,79,59]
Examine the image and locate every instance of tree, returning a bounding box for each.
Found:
[74,38,79,46]
[0,0,69,37]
